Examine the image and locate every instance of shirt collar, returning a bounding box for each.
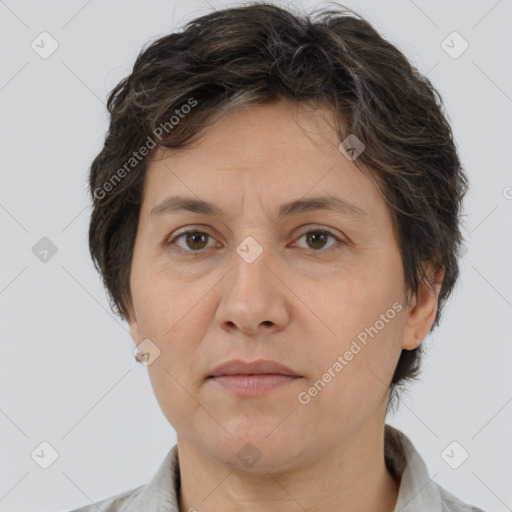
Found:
[384,424,445,511]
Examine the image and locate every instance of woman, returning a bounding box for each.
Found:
[71,2,485,511]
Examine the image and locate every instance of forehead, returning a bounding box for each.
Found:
[141,100,384,224]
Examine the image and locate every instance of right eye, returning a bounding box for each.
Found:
[166,229,218,253]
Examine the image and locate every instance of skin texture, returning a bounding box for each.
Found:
[126,98,444,512]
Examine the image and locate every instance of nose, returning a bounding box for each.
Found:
[215,244,290,337]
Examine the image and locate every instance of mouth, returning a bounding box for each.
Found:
[207,359,302,397]
[208,358,300,377]
[208,374,301,396]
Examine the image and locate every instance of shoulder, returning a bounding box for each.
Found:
[384,425,487,512]
[437,482,488,512]
[67,484,145,512]
[66,445,180,512]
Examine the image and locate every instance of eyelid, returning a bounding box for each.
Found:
[291,226,345,250]
[293,224,343,240]
[166,226,219,247]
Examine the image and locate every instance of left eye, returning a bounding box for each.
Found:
[293,229,342,251]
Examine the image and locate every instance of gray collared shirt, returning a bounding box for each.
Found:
[69,424,486,512]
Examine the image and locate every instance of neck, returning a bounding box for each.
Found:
[176,421,400,512]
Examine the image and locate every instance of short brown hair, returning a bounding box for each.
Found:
[88,2,468,409]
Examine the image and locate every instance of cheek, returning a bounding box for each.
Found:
[301,266,405,350]
[130,265,210,413]
[298,321,403,432]
[132,261,212,336]
[298,269,406,407]
[144,320,209,435]
[327,296,405,385]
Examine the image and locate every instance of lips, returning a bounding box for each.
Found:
[208,359,300,378]
[207,359,301,397]
[211,374,299,396]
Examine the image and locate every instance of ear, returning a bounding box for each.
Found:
[401,263,445,350]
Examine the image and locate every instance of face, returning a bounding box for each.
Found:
[127,98,442,472]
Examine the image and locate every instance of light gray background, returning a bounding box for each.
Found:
[0,0,511,511]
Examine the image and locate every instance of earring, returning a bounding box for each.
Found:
[134,346,145,364]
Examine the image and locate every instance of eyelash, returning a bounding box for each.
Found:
[165,227,345,255]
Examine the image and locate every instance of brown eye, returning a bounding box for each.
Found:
[294,229,342,251]
[305,231,329,250]
[183,232,210,250]
[167,230,215,252]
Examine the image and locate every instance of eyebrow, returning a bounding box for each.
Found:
[149,194,370,222]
